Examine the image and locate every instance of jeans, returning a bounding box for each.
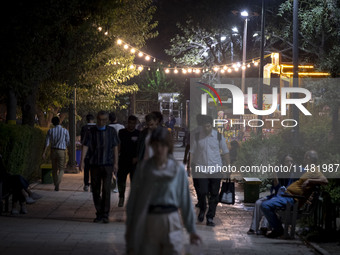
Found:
[197,178,221,219]
[90,165,113,218]
[84,158,90,186]
[260,195,294,231]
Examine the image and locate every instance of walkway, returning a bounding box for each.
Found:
[0,146,318,255]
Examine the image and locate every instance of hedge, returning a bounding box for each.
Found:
[0,124,45,182]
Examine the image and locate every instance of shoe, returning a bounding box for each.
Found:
[93,216,103,223]
[25,197,36,204]
[30,192,42,200]
[20,205,28,214]
[55,185,59,191]
[247,229,255,235]
[266,228,284,238]
[197,210,205,222]
[11,208,19,215]
[258,227,268,235]
[113,188,118,193]
[206,218,215,227]
[118,198,124,207]
[102,217,109,224]
[83,185,89,192]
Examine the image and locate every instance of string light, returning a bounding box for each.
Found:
[228,68,232,73]
[117,39,122,45]
[98,27,103,32]
[130,64,134,69]
[124,44,129,49]
[104,31,108,36]
[138,52,143,57]
[254,62,259,67]
[165,68,170,73]
[242,65,246,70]
[145,56,150,61]
[138,66,143,71]
[130,48,136,53]
[174,69,179,74]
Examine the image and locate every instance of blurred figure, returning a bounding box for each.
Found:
[136,112,161,162]
[151,111,163,126]
[117,115,140,207]
[80,114,96,191]
[126,127,201,255]
[229,140,240,164]
[42,116,70,191]
[81,111,119,223]
[261,150,328,238]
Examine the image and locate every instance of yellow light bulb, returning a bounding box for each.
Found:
[174,69,179,74]
[124,44,129,49]
[145,56,150,61]
[223,65,228,70]
[98,27,103,32]
[104,31,108,36]
[188,68,192,73]
[138,52,143,57]
[165,69,170,73]
[221,69,225,73]
[242,65,246,70]
[213,67,219,72]
[254,62,259,66]
[182,69,187,74]
[235,67,239,72]
[228,68,232,73]
[117,39,122,45]
[196,69,200,74]
[130,48,136,53]
[247,64,251,68]
[130,65,134,69]
[138,66,143,71]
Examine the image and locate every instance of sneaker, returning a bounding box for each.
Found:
[258,227,268,235]
[11,208,19,215]
[55,185,59,191]
[102,217,109,224]
[197,210,205,222]
[206,218,215,227]
[83,185,89,192]
[113,188,118,193]
[118,198,124,207]
[25,197,36,204]
[30,192,42,200]
[20,205,28,214]
[93,216,103,223]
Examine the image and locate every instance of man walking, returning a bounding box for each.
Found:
[117,115,140,207]
[81,111,119,223]
[43,116,70,191]
[80,114,96,191]
[190,115,230,227]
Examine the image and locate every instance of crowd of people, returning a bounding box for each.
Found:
[3,109,327,254]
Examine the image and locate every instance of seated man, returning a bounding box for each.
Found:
[261,150,328,238]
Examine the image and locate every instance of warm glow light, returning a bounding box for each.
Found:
[130,48,136,53]
[145,56,150,61]
[232,64,237,68]
[237,62,241,67]
[182,69,187,74]
[98,27,103,32]
[113,61,117,65]
[188,68,192,73]
[124,44,129,49]
[153,58,156,62]
[254,62,259,66]
[242,65,246,70]
[117,39,122,45]
[130,65,134,69]
[138,52,143,57]
[223,65,228,70]
[174,69,178,74]
[165,69,170,73]
[104,31,108,36]
[228,68,232,73]
[247,64,251,68]
[138,66,143,71]
[195,69,200,74]
[213,67,219,72]
[234,67,239,71]
[220,69,225,73]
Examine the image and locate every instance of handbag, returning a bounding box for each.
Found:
[219,179,235,205]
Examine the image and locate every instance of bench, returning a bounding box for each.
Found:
[278,188,320,239]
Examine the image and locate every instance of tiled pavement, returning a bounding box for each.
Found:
[0,146,319,255]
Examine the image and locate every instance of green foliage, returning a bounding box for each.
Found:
[0,124,45,182]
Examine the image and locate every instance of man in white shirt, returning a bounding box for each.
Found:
[190,115,230,226]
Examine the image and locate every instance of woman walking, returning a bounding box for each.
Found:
[126,127,201,255]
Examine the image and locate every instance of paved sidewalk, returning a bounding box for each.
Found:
[0,145,318,255]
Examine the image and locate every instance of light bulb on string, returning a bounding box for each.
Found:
[232,64,237,68]
[124,44,129,49]
[130,64,134,69]
[165,69,170,73]
[130,48,136,53]
[138,66,143,71]
[195,69,201,74]
[117,39,122,45]
[241,65,246,70]
[221,69,225,74]
[213,67,219,72]
[104,31,108,36]
[223,65,228,70]
[235,67,239,72]
[153,58,156,62]
[237,62,241,68]
[228,68,232,73]
[145,56,150,61]
[98,27,103,32]
[254,62,259,67]
[182,69,187,74]
[138,52,143,57]
[188,68,192,73]
[174,69,178,74]
[247,64,251,68]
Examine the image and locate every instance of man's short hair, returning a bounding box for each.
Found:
[86,114,95,123]
[145,113,158,123]
[52,116,60,126]
[97,110,109,118]
[305,150,318,164]
[109,112,117,123]
[128,115,138,122]
[151,111,163,124]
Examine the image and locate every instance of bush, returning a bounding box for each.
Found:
[0,124,45,182]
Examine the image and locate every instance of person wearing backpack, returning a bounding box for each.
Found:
[190,115,230,227]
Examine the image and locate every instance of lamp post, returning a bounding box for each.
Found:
[241,11,249,93]
[257,0,265,136]
[292,0,299,143]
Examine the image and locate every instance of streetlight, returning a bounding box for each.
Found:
[241,10,249,93]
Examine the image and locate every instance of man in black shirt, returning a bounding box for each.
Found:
[80,114,95,191]
[117,115,140,207]
[81,111,119,223]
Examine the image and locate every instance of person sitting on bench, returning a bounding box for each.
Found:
[260,150,328,238]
